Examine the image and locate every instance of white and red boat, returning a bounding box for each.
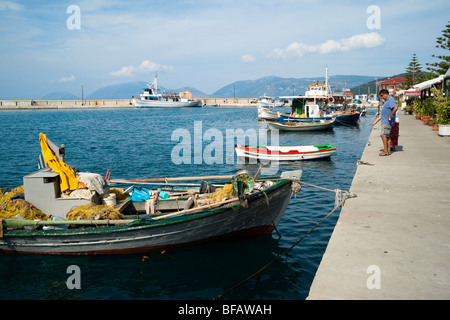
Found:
[235,144,337,161]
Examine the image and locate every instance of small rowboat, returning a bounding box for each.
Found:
[267,118,336,131]
[235,144,337,161]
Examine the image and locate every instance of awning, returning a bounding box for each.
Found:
[405,89,420,94]
[412,75,444,91]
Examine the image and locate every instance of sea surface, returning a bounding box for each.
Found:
[0,106,376,300]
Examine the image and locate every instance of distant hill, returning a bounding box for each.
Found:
[41,74,385,100]
[212,75,378,98]
[350,73,407,96]
[86,81,147,100]
[41,91,80,100]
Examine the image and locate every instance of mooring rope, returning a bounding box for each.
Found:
[262,191,282,240]
[213,184,356,300]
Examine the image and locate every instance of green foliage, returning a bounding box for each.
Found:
[436,100,450,125]
[404,53,423,88]
[422,97,435,117]
[426,21,450,76]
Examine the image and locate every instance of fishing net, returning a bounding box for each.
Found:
[211,184,234,202]
[110,188,128,201]
[66,203,124,221]
[0,186,49,220]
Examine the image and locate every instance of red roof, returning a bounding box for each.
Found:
[378,77,406,85]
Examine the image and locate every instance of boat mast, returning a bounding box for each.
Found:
[154,71,158,94]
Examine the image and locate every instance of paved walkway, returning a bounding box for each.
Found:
[307,112,450,300]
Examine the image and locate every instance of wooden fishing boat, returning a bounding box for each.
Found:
[278,68,360,125]
[0,168,302,255]
[267,118,335,131]
[235,144,337,161]
[278,112,360,125]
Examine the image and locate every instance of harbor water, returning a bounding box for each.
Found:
[0,107,376,300]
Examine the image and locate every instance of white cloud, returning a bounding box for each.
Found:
[241,54,256,63]
[268,32,386,59]
[0,1,23,11]
[110,60,176,77]
[58,75,76,82]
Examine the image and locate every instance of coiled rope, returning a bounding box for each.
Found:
[213,182,356,300]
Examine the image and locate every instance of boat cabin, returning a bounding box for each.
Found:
[305,83,331,98]
[291,98,328,117]
[23,168,99,219]
[140,88,161,101]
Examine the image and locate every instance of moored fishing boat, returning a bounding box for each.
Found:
[257,95,286,108]
[132,72,203,108]
[257,106,285,121]
[278,68,360,124]
[235,144,337,161]
[267,118,336,131]
[279,111,360,124]
[0,134,302,255]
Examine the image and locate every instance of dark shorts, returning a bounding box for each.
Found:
[381,124,392,137]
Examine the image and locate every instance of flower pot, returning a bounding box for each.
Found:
[438,125,450,136]
[422,116,430,124]
[433,123,439,131]
[415,114,421,120]
[428,120,434,127]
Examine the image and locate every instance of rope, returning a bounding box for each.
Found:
[213,185,356,300]
[263,191,282,240]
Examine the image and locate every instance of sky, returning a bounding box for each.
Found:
[1,0,449,99]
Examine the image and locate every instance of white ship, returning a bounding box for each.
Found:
[132,73,203,108]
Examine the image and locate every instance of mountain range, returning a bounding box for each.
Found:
[42,74,382,100]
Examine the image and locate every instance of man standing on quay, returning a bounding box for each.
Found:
[372,89,398,156]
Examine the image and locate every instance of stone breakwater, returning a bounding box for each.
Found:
[0,98,261,110]
[0,99,134,110]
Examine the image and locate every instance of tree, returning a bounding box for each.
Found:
[404,53,422,88]
[426,21,450,76]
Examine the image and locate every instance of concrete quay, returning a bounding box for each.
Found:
[0,98,256,109]
[307,112,450,300]
[0,99,134,110]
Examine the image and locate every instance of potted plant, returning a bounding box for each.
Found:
[414,101,423,120]
[421,98,433,124]
[436,100,450,136]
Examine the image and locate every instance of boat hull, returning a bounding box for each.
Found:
[133,99,203,108]
[0,181,293,255]
[235,144,336,161]
[267,119,335,131]
[257,106,282,120]
[279,112,360,124]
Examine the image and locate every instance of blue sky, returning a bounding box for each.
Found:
[1,0,449,99]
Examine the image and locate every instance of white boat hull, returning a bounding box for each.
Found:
[235,145,336,161]
[257,106,285,120]
[133,99,203,108]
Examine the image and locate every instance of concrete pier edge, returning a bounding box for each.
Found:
[0,98,258,110]
[307,111,450,300]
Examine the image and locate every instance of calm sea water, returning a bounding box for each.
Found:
[0,107,376,300]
